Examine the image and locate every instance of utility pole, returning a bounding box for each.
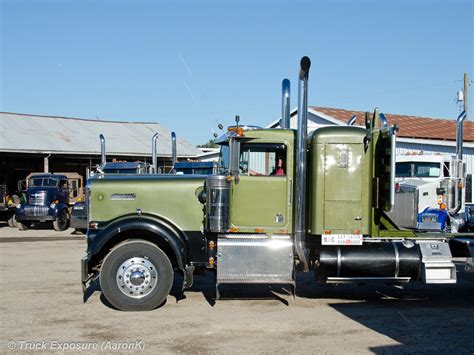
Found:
[464,72,469,120]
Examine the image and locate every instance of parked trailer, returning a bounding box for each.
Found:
[81,57,473,311]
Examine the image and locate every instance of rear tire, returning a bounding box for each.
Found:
[18,221,30,231]
[11,215,18,228]
[53,209,69,231]
[7,215,15,228]
[99,240,174,311]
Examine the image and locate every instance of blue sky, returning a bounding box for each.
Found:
[1,0,472,145]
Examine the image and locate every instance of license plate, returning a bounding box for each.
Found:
[423,215,437,223]
[322,234,363,246]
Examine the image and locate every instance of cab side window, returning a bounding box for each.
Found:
[239,144,287,176]
[60,179,68,189]
[70,180,78,198]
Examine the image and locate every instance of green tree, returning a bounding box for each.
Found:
[197,139,218,148]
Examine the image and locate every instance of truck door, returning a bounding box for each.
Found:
[230,143,290,232]
[58,179,69,204]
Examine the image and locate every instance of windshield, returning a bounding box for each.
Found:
[396,162,441,178]
[396,162,412,177]
[217,145,229,173]
[414,163,440,177]
[29,177,59,187]
[103,168,138,174]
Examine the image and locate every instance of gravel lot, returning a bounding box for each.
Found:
[1,222,473,354]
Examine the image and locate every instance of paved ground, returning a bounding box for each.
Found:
[1,222,473,354]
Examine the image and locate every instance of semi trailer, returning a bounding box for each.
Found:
[81,57,473,311]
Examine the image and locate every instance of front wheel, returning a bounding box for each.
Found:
[99,240,174,311]
[53,209,69,231]
[7,214,17,228]
[18,221,30,231]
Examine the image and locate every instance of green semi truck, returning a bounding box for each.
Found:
[81,57,473,311]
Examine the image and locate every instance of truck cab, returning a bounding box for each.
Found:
[15,173,82,231]
[100,161,149,175]
[390,154,466,232]
[174,161,217,175]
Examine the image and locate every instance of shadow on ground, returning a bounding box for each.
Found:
[85,262,474,352]
[296,263,474,353]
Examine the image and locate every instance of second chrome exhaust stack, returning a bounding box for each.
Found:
[171,132,177,174]
[281,79,291,129]
[99,134,106,166]
[294,56,311,272]
[152,133,159,173]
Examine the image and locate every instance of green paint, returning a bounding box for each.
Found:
[228,129,295,234]
[90,176,206,231]
[308,126,372,235]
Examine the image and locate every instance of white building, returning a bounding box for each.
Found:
[268,106,474,203]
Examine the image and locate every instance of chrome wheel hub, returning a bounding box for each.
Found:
[116,257,157,298]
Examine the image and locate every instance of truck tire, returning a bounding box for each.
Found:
[99,240,173,311]
[11,215,18,228]
[53,209,69,231]
[8,215,17,228]
[18,221,30,231]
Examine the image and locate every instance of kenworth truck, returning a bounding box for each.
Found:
[391,154,466,233]
[81,57,473,311]
[389,109,468,233]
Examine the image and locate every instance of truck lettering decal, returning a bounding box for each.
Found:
[110,193,136,201]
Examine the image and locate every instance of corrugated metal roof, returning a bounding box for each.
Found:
[311,107,474,142]
[0,112,202,157]
[268,107,473,143]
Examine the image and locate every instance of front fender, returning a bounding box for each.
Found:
[87,215,187,270]
[56,202,69,214]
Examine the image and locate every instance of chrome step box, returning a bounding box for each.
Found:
[418,241,456,284]
[217,234,294,284]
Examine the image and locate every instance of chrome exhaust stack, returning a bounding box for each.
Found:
[171,132,177,174]
[448,110,467,215]
[294,56,311,272]
[281,79,291,129]
[151,133,159,173]
[456,110,467,161]
[99,134,106,166]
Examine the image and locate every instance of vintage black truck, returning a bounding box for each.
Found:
[15,173,83,231]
